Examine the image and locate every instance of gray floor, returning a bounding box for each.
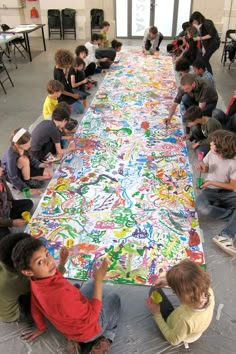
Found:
[0,38,236,354]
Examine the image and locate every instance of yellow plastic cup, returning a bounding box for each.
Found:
[151,291,163,304]
[21,211,31,222]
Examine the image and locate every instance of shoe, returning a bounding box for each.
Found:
[67,340,81,354]
[43,153,61,163]
[89,336,112,354]
[213,235,236,256]
[25,179,43,189]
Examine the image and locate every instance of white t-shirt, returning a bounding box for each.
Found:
[85,41,98,66]
[203,151,236,189]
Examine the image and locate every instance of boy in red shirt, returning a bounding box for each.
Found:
[12,238,121,354]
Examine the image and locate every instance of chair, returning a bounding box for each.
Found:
[221,29,236,68]
[90,9,104,36]
[0,50,14,94]
[48,9,62,39]
[1,24,26,58]
[62,8,76,39]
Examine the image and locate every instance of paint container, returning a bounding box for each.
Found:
[197,151,204,161]
[22,187,31,198]
[196,177,204,189]
[151,291,163,303]
[83,99,87,108]
[21,211,31,222]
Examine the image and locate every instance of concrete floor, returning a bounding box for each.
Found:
[0,38,236,354]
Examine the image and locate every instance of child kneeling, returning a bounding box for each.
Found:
[146,259,215,346]
[12,238,121,354]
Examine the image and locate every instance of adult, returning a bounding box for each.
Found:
[166,73,218,123]
[190,11,220,75]
[212,90,236,132]
[142,26,164,53]
[95,39,122,69]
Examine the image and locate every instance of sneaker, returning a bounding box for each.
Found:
[25,179,43,189]
[213,235,236,256]
[67,340,81,354]
[89,336,112,354]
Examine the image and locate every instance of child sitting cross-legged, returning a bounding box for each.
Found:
[68,57,90,99]
[183,105,222,156]
[146,259,215,346]
[12,237,121,354]
[43,80,64,119]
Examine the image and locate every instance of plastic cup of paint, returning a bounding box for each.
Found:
[21,211,31,222]
[151,291,163,304]
[197,151,204,161]
[22,187,31,198]
[83,99,87,108]
[196,177,204,189]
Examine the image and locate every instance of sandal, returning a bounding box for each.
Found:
[213,235,236,257]
[67,339,81,354]
[89,336,112,354]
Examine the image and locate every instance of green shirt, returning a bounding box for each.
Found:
[100,30,109,48]
[153,288,215,345]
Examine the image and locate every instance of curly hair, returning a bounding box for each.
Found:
[175,58,190,73]
[166,259,211,308]
[12,237,44,272]
[0,233,31,271]
[210,130,236,159]
[54,49,74,68]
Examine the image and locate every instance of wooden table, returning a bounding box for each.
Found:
[6,24,46,62]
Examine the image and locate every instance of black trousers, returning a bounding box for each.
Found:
[149,287,174,321]
[0,199,34,239]
[85,62,96,77]
[145,32,164,51]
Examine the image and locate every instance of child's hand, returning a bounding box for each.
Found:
[59,246,69,266]
[73,93,80,100]
[20,327,45,342]
[146,297,161,315]
[13,219,27,227]
[83,79,88,84]
[196,162,206,172]
[182,134,190,141]
[154,276,168,288]
[93,259,108,282]
[200,180,213,189]
[30,189,41,196]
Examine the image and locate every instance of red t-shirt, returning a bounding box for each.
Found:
[31,269,102,342]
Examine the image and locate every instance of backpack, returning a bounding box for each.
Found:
[225,42,236,62]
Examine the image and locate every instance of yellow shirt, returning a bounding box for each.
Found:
[43,96,58,119]
[153,288,215,345]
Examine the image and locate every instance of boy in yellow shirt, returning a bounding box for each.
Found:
[43,80,64,119]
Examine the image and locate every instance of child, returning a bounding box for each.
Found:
[31,104,76,162]
[212,90,236,132]
[146,259,215,345]
[53,49,84,115]
[195,130,236,256]
[85,33,103,75]
[56,102,78,149]
[192,59,215,88]
[95,39,123,70]
[178,25,201,65]
[12,237,121,354]
[2,128,53,194]
[0,233,68,322]
[68,57,89,99]
[175,58,191,77]
[184,105,222,155]
[43,80,64,119]
[75,45,97,86]
[0,167,33,239]
[167,39,185,57]
[100,21,110,48]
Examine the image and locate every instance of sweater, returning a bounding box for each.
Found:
[0,262,30,322]
[31,269,102,342]
[153,288,215,345]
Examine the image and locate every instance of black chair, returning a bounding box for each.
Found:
[62,8,76,39]
[90,9,104,36]
[48,9,62,39]
[1,24,26,58]
[0,50,14,94]
[221,29,236,67]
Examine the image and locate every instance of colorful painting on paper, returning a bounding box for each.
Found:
[29,50,205,285]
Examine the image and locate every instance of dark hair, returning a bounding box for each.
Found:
[175,58,190,73]
[54,49,74,67]
[52,105,70,122]
[12,237,44,272]
[177,39,183,46]
[10,128,31,145]
[56,101,71,115]
[75,45,88,57]
[166,44,174,52]
[210,130,236,159]
[192,58,206,70]
[149,26,158,35]
[167,259,210,308]
[182,21,190,31]
[101,21,110,28]
[184,105,203,121]
[47,79,64,94]
[180,73,195,86]
[190,11,205,25]
[0,233,31,271]
[111,39,122,49]
[74,57,85,67]
[91,33,101,41]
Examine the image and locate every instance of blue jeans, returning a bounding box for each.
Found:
[71,100,84,114]
[196,188,236,237]
[80,280,121,342]
[182,94,217,117]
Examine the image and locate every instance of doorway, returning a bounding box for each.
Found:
[115,0,192,38]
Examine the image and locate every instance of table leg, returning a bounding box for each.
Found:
[24,33,32,62]
[41,26,46,51]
